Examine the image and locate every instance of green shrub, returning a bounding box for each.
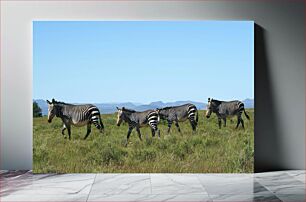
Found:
[190,136,203,147]
[172,141,193,160]
[100,143,127,165]
[33,101,42,117]
[157,140,168,150]
[204,139,219,147]
[131,148,157,162]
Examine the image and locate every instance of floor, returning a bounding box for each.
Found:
[0,170,305,202]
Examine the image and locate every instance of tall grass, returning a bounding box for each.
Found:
[33,110,254,173]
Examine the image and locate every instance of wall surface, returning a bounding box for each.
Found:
[1,0,305,171]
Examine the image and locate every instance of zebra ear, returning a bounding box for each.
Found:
[52,98,55,103]
[46,100,51,104]
[116,107,120,110]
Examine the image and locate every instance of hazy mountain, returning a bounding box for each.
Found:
[34,99,254,116]
[243,98,254,108]
[134,101,206,112]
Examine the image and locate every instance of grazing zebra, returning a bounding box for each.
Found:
[156,103,198,133]
[205,98,250,129]
[116,107,160,146]
[46,99,104,140]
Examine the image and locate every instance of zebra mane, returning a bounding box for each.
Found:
[211,99,222,105]
[53,100,74,106]
[159,106,173,110]
[122,108,136,113]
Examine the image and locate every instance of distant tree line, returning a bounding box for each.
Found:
[33,101,42,117]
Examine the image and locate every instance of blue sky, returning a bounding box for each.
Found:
[33,21,254,104]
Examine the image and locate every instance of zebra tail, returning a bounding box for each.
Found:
[196,110,199,123]
[99,114,104,130]
[243,109,250,120]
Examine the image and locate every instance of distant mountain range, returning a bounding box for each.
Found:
[34,99,254,116]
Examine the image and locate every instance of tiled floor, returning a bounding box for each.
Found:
[0,170,305,201]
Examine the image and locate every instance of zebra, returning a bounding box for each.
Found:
[205,98,250,129]
[46,98,104,140]
[116,107,160,146]
[156,103,198,133]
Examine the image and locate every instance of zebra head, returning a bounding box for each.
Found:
[116,107,124,126]
[206,98,213,118]
[46,99,55,123]
[46,98,61,123]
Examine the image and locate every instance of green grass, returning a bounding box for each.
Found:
[33,110,254,173]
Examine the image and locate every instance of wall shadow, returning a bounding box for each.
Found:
[254,24,284,172]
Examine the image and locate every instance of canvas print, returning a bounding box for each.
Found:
[33,21,254,173]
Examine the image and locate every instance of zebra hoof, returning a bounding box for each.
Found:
[124,141,128,147]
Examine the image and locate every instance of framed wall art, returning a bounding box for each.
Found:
[33,21,254,173]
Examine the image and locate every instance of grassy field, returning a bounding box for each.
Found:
[33,110,254,173]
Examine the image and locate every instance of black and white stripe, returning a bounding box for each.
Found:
[157,103,199,133]
[147,111,160,131]
[206,98,250,129]
[85,106,103,130]
[116,107,160,146]
[47,99,104,140]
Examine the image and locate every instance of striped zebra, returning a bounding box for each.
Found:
[46,99,104,140]
[156,103,198,133]
[205,98,250,129]
[116,107,160,146]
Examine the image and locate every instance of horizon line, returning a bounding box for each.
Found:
[33,98,255,105]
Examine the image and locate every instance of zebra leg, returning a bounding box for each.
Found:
[240,118,245,129]
[125,127,133,146]
[151,127,160,139]
[62,119,71,139]
[223,118,226,127]
[67,127,71,140]
[167,120,172,133]
[61,124,66,136]
[189,119,197,132]
[84,123,92,140]
[235,118,241,129]
[175,122,181,133]
[151,128,155,137]
[218,118,222,129]
[136,127,142,141]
